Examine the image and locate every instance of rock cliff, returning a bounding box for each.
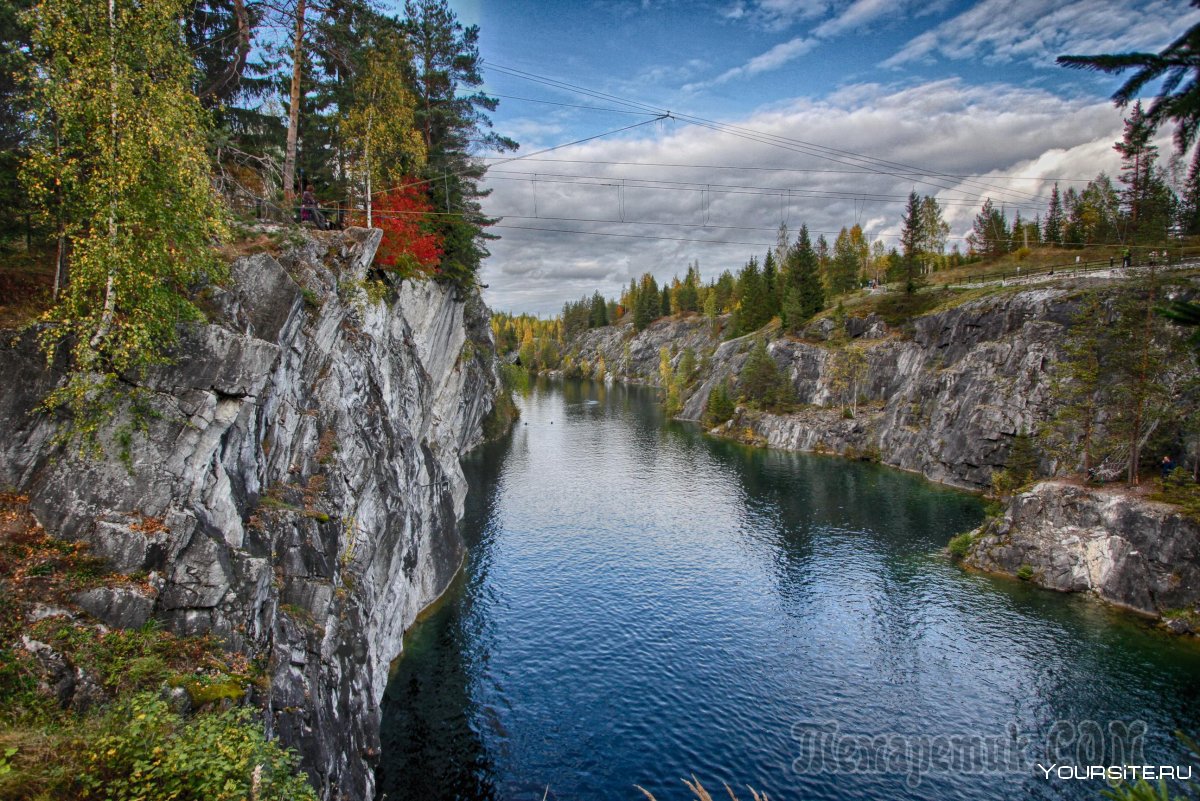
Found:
[0,228,503,799]
[964,481,1200,624]
[566,287,1077,490]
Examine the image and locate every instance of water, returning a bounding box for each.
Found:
[378,378,1200,801]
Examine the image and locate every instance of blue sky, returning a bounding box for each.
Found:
[433,0,1199,314]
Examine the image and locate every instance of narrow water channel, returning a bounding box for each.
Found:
[378,378,1200,801]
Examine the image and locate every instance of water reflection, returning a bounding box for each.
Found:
[379,378,1200,801]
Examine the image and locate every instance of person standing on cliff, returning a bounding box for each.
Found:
[301,184,317,224]
[1162,454,1176,481]
[1123,247,1131,268]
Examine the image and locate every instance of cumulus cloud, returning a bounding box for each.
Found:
[883,0,1200,68]
[478,78,1148,315]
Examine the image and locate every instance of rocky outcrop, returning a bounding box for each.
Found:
[964,481,1200,624]
[567,313,722,383]
[566,288,1076,490]
[0,228,503,799]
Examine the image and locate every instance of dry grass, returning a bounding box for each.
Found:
[636,776,770,801]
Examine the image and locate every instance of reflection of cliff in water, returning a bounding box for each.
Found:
[376,434,514,801]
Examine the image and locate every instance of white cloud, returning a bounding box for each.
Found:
[720,0,832,28]
[693,36,819,88]
[813,0,897,38]
[883,0,1200,68]
[693,0,919,90]
[478,78,1144,315]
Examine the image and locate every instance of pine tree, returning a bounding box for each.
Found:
[661,283,672,317]
[1180,158,1200,235]
[1115,101,1157,232]
[967,198,1008,259]
[1042,293,1106,476]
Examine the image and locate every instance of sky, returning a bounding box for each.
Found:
[436,0,1200,315]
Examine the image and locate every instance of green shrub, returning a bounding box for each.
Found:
[78,693,317,801]
[1016,564,1035,581]
[947,532,975,561]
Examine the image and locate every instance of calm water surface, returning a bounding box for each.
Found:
[378,378,1200,801]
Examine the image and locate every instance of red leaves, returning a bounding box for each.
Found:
[368,183,444,273]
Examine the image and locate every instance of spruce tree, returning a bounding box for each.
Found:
[781,224,823,332]
[590,291,608,328]
[734,257,770,336]
[898,191,926,291]
[739,338,788,410]
[634,273,659,332]
[762,249,779,317]
[1045,183,1065,246]
[705,379,735,426]
[829,227,859,296]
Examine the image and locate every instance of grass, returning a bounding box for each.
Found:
[1150,472,1200,524]
[637,777,769,801]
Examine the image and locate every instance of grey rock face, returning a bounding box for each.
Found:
[568,314,723,384]
[966,481,1200,617]
[0,227,502,800]
[566,290,1072,490]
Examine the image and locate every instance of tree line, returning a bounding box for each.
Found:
[970,103,1193,259]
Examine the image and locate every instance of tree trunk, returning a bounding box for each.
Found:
[93,0,119,350]
[282,0,306,205]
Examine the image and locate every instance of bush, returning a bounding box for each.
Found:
[1016,564,1035,581]
[947,532,975,561]
[77,693,317,801]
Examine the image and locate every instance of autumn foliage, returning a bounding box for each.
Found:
[365,183,444,274]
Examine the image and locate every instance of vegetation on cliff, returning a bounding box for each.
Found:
[0,493,315,801]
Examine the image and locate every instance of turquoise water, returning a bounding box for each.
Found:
[378,378,1200,801]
